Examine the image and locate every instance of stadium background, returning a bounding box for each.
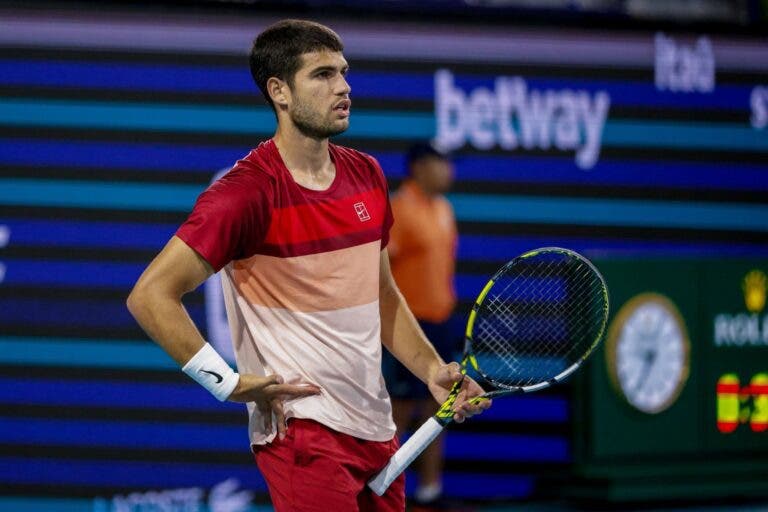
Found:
[0,1,767,510]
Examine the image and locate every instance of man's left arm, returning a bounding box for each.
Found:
[379,249,489,422]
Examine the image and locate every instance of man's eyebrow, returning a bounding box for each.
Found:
[310,64,350,74]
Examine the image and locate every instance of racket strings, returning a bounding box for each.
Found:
[551,262,606,351]
[475,270,562,384]
[470,252,607,389]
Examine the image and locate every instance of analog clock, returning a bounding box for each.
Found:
[606,293,690,414]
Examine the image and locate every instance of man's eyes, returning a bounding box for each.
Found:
[314,69,348,79]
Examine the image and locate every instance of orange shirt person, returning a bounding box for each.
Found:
[388,153,457,324]
[384,142,459,506]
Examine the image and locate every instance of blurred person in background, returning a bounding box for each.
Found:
[383,142,460,507]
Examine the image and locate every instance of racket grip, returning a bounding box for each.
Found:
[367,417,444,496]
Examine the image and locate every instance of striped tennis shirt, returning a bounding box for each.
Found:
[176,139,397,445]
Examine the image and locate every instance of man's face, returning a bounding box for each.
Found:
[286,50,351,139]
[414,156,454,195]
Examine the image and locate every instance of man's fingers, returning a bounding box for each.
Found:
[453,401,481,422]
[453,389,467,412]
[453,412,466,423]
[256,374,283,390]
[451,377,492,422]
[272,400,287,440]
[267,383,322,399]
[455,400,474,415]
[459,400,484,416]
[469,396,492,409]
[259,402,273,432]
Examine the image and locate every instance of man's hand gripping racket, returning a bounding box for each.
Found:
[369,247,609,495]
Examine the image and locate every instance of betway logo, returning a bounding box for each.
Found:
[434,70,611,169]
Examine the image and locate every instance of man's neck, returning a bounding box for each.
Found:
[273,124,335,190]
[273,127,330,172]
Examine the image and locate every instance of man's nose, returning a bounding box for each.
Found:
[338,75,351,95]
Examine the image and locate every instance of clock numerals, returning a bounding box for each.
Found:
[753,373,768,433]
[717,373,768,434]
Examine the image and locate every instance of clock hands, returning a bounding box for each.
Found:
[632,348,658,395]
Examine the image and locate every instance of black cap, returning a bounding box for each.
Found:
[405,141,449,169]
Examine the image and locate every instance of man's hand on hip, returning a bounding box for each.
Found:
[229,374,321,439]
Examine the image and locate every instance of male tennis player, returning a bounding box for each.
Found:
[127,19,488,511]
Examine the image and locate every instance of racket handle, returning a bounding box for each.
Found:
[367,416,444,496]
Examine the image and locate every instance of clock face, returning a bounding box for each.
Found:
[606,293,690,414]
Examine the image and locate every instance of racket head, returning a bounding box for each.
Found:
[464,247,609,393]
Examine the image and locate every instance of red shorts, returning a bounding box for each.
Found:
[253,418,405,511]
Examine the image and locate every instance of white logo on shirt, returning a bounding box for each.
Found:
[354,202,371,222]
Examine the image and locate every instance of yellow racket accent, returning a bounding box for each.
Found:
[435,354,472,421]
[435,378,463,420]
[468,354,480,372]
[435,375,490,420]
[465,311,476,338]
[476,279,495,305]
[466,279,495,338]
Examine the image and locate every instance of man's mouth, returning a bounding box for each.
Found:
[333,99,351,117]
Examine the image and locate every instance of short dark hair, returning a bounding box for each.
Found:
[406,142,449,172]
[249,19,344,110]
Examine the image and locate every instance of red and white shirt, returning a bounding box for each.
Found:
[177,139,396,445]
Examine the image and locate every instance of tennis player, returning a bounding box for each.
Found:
[127,19,488,511]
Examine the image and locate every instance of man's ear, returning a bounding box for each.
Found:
[267,77,289,108]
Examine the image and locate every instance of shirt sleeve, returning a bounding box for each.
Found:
[175,167,272,272]
[366,155,395,249]
[386,194,404,259]
[381,188,394,249]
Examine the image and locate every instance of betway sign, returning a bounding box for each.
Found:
[434,70,611,169]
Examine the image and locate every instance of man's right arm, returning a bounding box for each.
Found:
[127,236,215,365]
[126,235,319,437]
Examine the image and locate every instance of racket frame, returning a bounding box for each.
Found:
[368,247,609,496]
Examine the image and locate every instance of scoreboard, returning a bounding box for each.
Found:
[573,259,768,501]
[704,265,768,454]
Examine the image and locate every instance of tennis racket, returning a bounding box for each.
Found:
[369,247,609,495]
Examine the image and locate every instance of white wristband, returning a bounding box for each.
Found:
[182,343,239,401]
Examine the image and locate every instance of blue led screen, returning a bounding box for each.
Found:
[0,10,766,511]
